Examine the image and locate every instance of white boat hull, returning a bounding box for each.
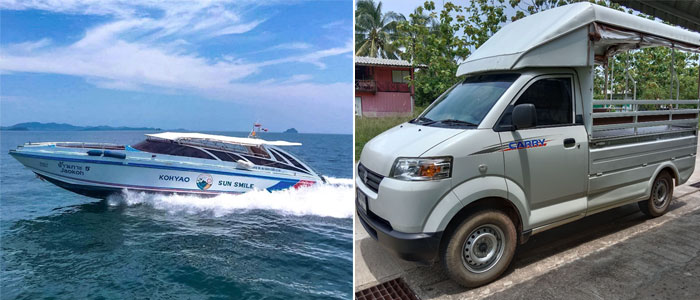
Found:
[10,151,318,199]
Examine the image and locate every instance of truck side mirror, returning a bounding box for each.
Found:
[512,104,537,130]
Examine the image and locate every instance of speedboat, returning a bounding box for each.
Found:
[8,131,324,198]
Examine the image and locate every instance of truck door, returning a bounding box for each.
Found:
[497,75,588,228]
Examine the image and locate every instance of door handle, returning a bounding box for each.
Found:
[563,138,576,148]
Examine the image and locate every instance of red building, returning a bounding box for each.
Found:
[355,56,423,117]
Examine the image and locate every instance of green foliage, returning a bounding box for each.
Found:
[462,0,508,49]
[613,46,698,101]
[355,0,405,59]
[396,1,473,107]
[390,0,700,107]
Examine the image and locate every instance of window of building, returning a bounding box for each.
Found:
[392,70,410,83]
[356,66,372,80]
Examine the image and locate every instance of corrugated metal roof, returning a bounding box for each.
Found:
[612,0,700,33]
[355,56,425,68]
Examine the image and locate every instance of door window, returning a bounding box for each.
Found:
[510,77,573,127]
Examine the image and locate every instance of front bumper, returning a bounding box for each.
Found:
[357,203,442,263]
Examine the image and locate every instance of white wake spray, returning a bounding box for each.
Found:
[107,177,354,219]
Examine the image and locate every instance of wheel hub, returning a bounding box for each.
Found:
[462,224,505,273]
[652,179,669,208]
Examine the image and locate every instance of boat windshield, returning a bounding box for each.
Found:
[413,73,519,128]
[131,139,311,174]
[132,139,213,159]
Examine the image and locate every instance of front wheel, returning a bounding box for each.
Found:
[441,210,517,288]
[638,171,674,217]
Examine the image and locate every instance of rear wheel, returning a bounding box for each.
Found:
[638,171,674,217]
[441,210,516,288]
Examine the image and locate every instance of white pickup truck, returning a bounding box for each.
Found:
[356,3,700,287]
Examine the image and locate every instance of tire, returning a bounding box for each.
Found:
[638,171,674,218]
[441,210,517,288]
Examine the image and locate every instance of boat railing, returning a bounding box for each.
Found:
[50,142,125,150]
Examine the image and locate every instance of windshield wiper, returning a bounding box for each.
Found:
[437,119,478,127]
[412,116,436,125]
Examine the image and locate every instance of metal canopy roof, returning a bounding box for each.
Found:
[612,0,700,33]
[457,2,700,76]
[146,132,302,147]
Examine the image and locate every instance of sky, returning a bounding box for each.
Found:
[0,0,353,134]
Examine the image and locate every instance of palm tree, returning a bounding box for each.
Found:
[355,0,404,59]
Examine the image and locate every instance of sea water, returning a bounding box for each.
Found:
[0,131,353,299]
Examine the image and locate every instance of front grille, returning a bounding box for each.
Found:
[358,163,384,193]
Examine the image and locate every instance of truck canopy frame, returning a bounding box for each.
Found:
[457,2,700,76]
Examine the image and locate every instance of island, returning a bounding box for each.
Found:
[0,122,161,131]
[283,128,299,133]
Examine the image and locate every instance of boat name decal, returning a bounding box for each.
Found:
[218,180,254,189]
[58,161,86,176]
[159,175,190,182]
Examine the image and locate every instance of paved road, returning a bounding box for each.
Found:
[354,146,700,299]
[484,207,700,300]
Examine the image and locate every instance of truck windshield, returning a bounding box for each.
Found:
[414,74,519,127]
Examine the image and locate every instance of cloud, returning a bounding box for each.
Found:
[322,20,346,29]
[0,0,353,132]
[209,19,267,37]
[283,74,313,83]
[0,1,351,98]
[2,1,268,43]
[0,0,136,16]
[0,35,259,92]
[244,42,314,56]
[256,40,353,69]
[271,42,313,50]
[5,38,52,52]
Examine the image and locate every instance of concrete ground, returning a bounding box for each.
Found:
[354,146,700,299]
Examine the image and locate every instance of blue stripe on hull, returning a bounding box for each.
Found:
[266,181,298,192]
[36,173,234,199]
[36,168,246,194]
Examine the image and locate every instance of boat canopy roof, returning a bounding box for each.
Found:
[145,132,302,147]
[457,2,700,76]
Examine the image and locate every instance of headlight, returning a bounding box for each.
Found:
[390,157,452,181]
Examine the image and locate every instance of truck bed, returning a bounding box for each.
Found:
[586,100,698,206]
